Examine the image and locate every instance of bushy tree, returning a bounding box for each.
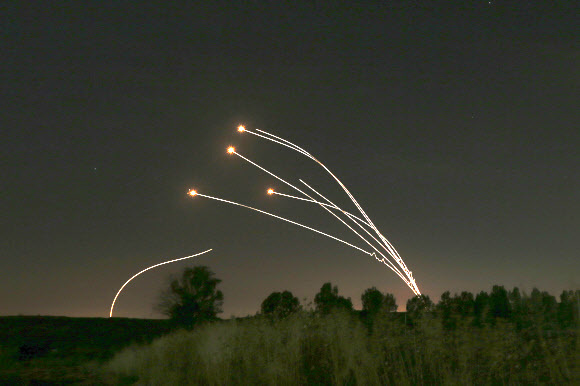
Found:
[383,293,398,312]
[261,290,300,318]
[361,287,384,315]
[406,294,434,319]
[361,287,398,316]
[455,291,474,316]
[473,290,489,326]
[157,266,224,329]
[437,291,454,312]
[437,291,456,330]
[314,282,353,315]
[488,285,511,320]
[558,290,579,329]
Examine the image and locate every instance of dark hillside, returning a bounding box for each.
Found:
[0,316,172,383]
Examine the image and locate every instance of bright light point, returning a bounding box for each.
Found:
[227,146,235,154]
[188,189,197,197]
[267,188,274,195]
[237,125,245,132]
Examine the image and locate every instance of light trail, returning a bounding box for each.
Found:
[246,127,420,294]
[270,190,371,227]
[109,248,213,318]
[189,190,373,256]
[237,126,421,295]
[298,180,401,262]
[226,148,408,281]
[269,189,409,284]
[299,179,402,262]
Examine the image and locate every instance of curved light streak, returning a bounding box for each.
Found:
[230,150,408,282]
[269,190,370,227]
[109,248,213,318]
[191,191,373,256]
[239,126,421,295]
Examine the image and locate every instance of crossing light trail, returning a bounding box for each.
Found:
[188,189,373,256]
[226,147,408,282]
[109,248,213,318]
[298,179,402,261]
[236,125,421,296]
[268,189,370,227]
[266,189,409,284]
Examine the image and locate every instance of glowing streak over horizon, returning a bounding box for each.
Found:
[109,248,213,318]
[190,191,373,256]
[229,149,407,282]
[249,128,414,275]
[298,179,401,261]
[238,125,421,295]
[269,190,370,227]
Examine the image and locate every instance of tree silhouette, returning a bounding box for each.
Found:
[488,285,511,320]
[314,282,353,314]
[456,291,474,316]
[157,265,223,329]
[406,294,434,319]
[558,290,579,329]
[473,291,489,326]
[383,293,398,312]
[437,291,456,330]
[361,287,397,315]
[261,290,300,319]
[361,287,384,315]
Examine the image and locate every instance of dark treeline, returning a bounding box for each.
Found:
[259,282,579,332]
[106,279,578,384]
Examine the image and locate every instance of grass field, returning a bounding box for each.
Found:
[0,316,171,384]
[105,310,578,384]
[2,309,578,384]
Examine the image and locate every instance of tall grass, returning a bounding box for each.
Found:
[105,311,578,384]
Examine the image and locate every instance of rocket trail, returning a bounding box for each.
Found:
[238,126,421,295]
[270,191,371,227]
[109,248,213,318]
[190,191,373,256]
[271,188,409,284]
[229,149,408,282]
[298,180,402,265]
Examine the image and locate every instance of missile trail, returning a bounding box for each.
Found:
[298,180,402,265]
[189,190,373,256]
[270,191,371,227]
[270,188,408,283]
[229,150,407,280]
[109,248,213,318]
[238,126,421,295]
[246,127,420,294]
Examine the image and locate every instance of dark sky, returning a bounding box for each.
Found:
[2,1,578,318]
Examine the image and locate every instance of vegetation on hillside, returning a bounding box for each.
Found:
[1,265,577,384]
[104,277,579,384]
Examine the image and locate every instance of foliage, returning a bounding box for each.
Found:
[105,290,579,385]
[0,316,171,384]
[406,294,434,320]
[261,290,301,319]
[361,287,398,315]
[3,284,577,384]
[156,265,223,329]
[313,282,353,315]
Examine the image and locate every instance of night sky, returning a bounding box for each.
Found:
[2,2,578,319]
